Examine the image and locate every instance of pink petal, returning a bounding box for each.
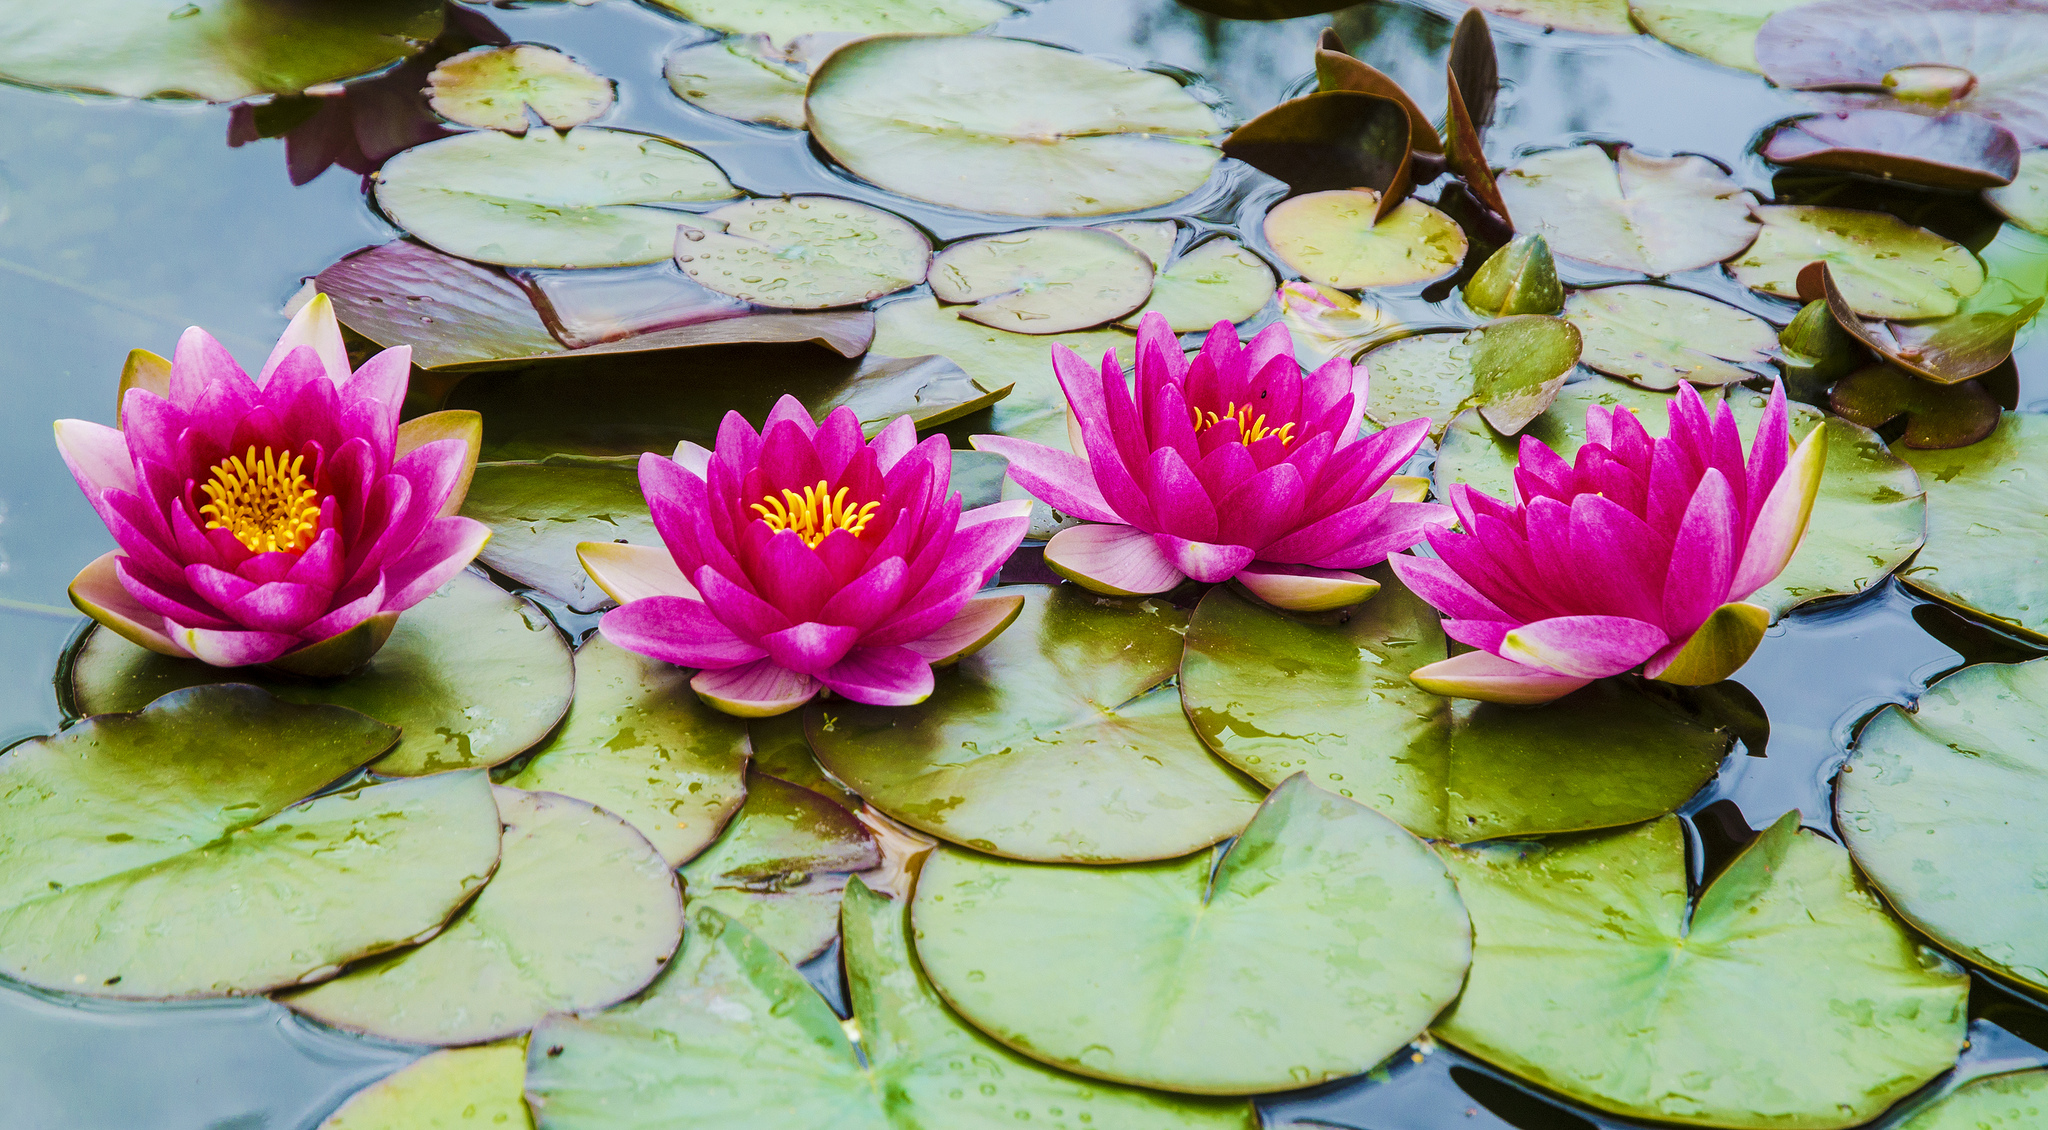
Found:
[578,542,700,604]
[870,415,917,472]
[1409,649,1591,705]
[968,435,1120,523]
[1731,422,1827,599]
[1387,553,1509,621]
[1236,562,1380,612]
[299,575,388,643]
[1661,469,1738,638]
[1155,534,1256,584]
[601,596,769,669]
[1305,501,1457,569]
[817,645,935,707]
[69,551,187,657]
[905,592,1026,664]
[53,419,137,498]
[762,394,819,438]
[168,622,299,668]
[1499,615,1669,680]
[691,658,819,718]
[761,621,863,674]
[169,325,254,408]
[1043,523,1185,596]
[380,517,492,612]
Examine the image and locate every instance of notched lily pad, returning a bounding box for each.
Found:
[1728,205,1985,319]
[648,0,1008,38]
[1360,316,1580,436]
[68,571,576,777]
[317,1042,530,1130]
[930,227,1154,334]
[1629,0,1821,73]
[807,584,1265,863]
[1122,236,1276,331]
[1896,413,2048,643]
[665,35,809,129]
[911,775,1470,1095]
[427,44,615,133]
[1894,1069,2048,1129]
[1763,110,2020,191]
[1264,189,1468,289]
[674,197,931,309]
[1496,145,1761,275]
[462,455,654,613]
[1831,365,2001,450]
[1562,283,1776,389]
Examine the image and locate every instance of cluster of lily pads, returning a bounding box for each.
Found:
[4,0,2048,1128]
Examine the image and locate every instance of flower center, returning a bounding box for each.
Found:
[1190,401,1297,446]
[752,480,880,548]
[197,445,322,554]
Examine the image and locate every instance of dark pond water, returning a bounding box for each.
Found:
[1,0,2045,1127]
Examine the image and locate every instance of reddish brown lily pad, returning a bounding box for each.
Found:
[1818,260,2039,385]
[1223,91,1415,220]
[1444,12,1510,226]
[1763,110,2020,191]
[1315,30,1441,154]
[1829,364,2002,449]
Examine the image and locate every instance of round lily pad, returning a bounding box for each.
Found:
[1359,316,1580,437]
[1562,284,1777,389]
[527,887,1256,1129]
[1179,575,1730,843]
[911,775,1470,1095]
[0,685,502,999]
[929,227,1153,334]
[648,0,1008,38]
[807,584,1265,864]
[675,197,931,309]
[1896,413,2048,642]
[1728,205,1985,319]
[1434,814,1970,1129]
[1895,1070,2048,1129]
[0,0,442,101]
[317,1042,530,1130]
[1988,148,2048,236]
[1830,364,2003,450]
[664,35,809,129]
[1122,236,1277,331]
[1843,658,2048,998]
[1496,145,1761,275]
[69,570,577,777]
[1263,189,1468,289]
[504,634,750,867]
[1464,0,1634,34]
[1762,110,2022,193]
[427,44,615,133]
[374,126,740,269]
[462,455,654,614]
[806,36,1223,218]
[677,770,879,963]
[1628,0,1819,73]
[1099,220,1178,266]
[285,787,682,1045]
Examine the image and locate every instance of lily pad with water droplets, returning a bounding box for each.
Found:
[283,787,682,1045]
[929,227,1154,334]
[1728,205,1985,319]
[1178,574,1730,843]
[674,197,931,309]
[462,455,655,613]
[1896,413,2048,643]
[317,1042,531,1130]
[0,685,502,999]
[1563,283,1777,389]
[504,635,750,867]
[1829,364,2003,450]
[67,571,576,777]
[1629,0,1822,73]
[1988,149,2048,236]
[1461,0,1635,34]
[647,0,1009,39]
[1817,232,2045,386]
[808,584,1265,863]
[1842,657,2048,999]
[1433,813,1970,1129]
[1496,145,1761,276]
[426,45,615,133]
[806,36,1223,218]
[910,775,1470,1095]
[1121,236,1277,331]
[374,126,740,269]
[524,885,1258,1130]
[664,35,809,129]
[1360,316,1580,436]
[1263,189,1468,289]
[1894,1070,2048,1129]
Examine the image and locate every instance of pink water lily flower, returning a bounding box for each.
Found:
[1390,382,1826,705]
[54,295,489,675]
[972,313,1454,612]
[580,398,1033,717]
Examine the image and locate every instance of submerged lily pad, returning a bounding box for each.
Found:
[1830,364,2003,449]
[808,585,1265,863]
[1895,1070,2048,1129]
[1122,236,1276,331]
[374,127,740,269]
[0,0,442,101]
[68,571,576,777]
[317,1042,531,1130]
[911,775,1470,1095]
[929,227,1154,334]
[1360,316,1580,436]
[677,771,879,963]
[1563,283,1776,389]
[806,36,1223,218]
[664,35,809,129]
[505,635,750,867]
[1179,575,1729,842]
[1843,658,2048,998]
[0,686,501,999]
[427,45,615,133]
[1264,189,1468,289]
[648,0,1008,38]
[1988,149,2048,236]
[675,197,931,309]
[526,887,1257,1129]
[1629,0,1822,73]
[285,787,683,1045]
[1497,145,1761,275]
[1763,111,2021,192]
[1434,814,1970,1128]
[1462,0,1634,34]
[1897,413,2048,643]
[1728,205,1985,319]
[462,455,655,613]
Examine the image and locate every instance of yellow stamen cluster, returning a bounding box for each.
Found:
[752,480,880,548]
[198,446,322,554]
[1190,401,1298,446]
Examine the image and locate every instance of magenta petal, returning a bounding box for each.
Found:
[53,419,137,498]
[169,622,299,668]
[1042,523,1185,596]
[1500,615,1669,679]
[1155,535,1256,584]
[695,566,792,641]
[300,576,388,643]
[1409,650,1592,705]
[1387,554,1509,621]
[601,596,769,668]
[905,593,1024,663]
[760,621,863,675]
[817,645,935,707]
[70,551,186,657]
[691,659,819,718]
[1661,469,1738,637]
[969,436,1120,523]
[1307,501,1456,569]
[380,516,492,613]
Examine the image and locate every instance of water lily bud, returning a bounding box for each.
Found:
[1779,298,1865,391]
[1464,234,1563,317]
[1883,64,1976,107]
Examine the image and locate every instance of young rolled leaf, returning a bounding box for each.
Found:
[1464,234,1564,317]
[1819,260,2039,386]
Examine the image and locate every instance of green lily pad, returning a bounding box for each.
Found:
[664,35,809,129]
[677,770,879,963]
[910,775,1470,1095]
[748,713,860,811]
[1830,364,2003,449]
[1894,1070,2048,1129]
[1464,0,1635,34]
[1842,657,2048,999]
[427,45,615,133]
[374,127,740,269]
[1728,205,1985,318]
[317,1042,531,1130]
[1818,230,2045,385]
[0,0,442,101]
[1497,145,1762,275]
[806,36,1223,218]
[675,197,931,309]
[462,455,653,613]
[1263,189,1468,289]
[0,685,502,998]
[1988,149,2048,236]
[504,635,750,867]
[808,585,1264,863]
[68,571,576,777]
[1359,316,1580,437]
[1178,577,1729,843]
[1122,236,1277,331]
[1563,284,1776,389]
[929,227,1154,334]
[1099,220,1179,265]
[525,885,1257,1129]
[285,787,682,1045]
[1629,0,1837,74]
[1896,413,2048,642]
[647,0,1007,38]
